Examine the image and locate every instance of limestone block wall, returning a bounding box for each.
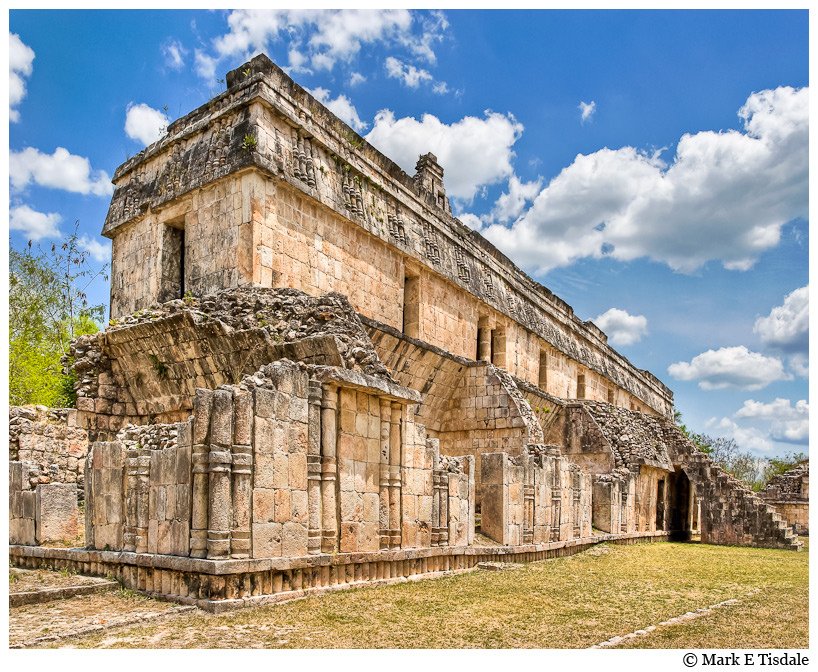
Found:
[79,359,477,561]
[481,447,591,546]
[11,462,81,546]
[103,53,673,418]
[592,471,636,534]
[10,407,89,500]
[9,462,37,546]
[633,466,672,533]
[366,322,543,503]
[761,463,809,535]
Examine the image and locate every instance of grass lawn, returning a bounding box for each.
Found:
[48,540,808,649]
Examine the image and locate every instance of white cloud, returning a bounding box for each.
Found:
[668,346,790,391]
[349,71,366,86]
[457,213,484,230]
[9,205,61,241]
[79,235,111,263]
[10,32,35,122]
[490,175,543,224]
[707,417,775,453]
[735,397,808,420]
[385,56,432,88]
[162,39,187,70]
[310,87,367,132]
[482,86,808,274]
[592,308,648,346]
[10,147,113,196]
[712,397,810,451]
[432,81,449,95]
[578,100,596,123]
[125,102,169,146]
[753,285,808,353]
[195,10,445,81]
[366,109,523,201]
[788,353,808,378]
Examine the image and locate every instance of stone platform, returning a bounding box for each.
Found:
[11,531,668,613]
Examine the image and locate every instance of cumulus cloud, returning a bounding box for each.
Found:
[592,308,648,346]
[668,346,790,391]
[78,235,111,263]
[125,102,169,146]
[385,56,432,88]
[578,100,596,123]
[10,147,113,196]
[788,353,808,378]
[194,9,445,80]
[10,205,61,241]
[490,175,543,224]
[366,110,523,201]
[753,285,808,353]
[310,87,367,132]
[162,39,187,70]
[349,71,366,86]
[482,86,808,274]
[707,417,775,453]
[735,397,808,421]
[710,397,809,452]
[10,32,35,122]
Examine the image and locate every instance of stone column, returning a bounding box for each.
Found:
[388,402,402,549]
[230,389,253,559]
[123,445,139,552]
[320,385,339,553]
[432,469,441,546]
[134,445,151,553]
[207,389,233,560]
[190,389,213,558]
[307,380,323,555]
[379,398,391,549]
[523,457,534,544]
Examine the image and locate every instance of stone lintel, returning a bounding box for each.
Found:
[310,366,422,404]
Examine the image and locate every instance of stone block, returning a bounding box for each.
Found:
[251,487,273,523]
[282,521,308,557]
[254,451,275,489]
[340,521,359,552]
[252,522,282,558]
[290,489,308,524]
[274,489,292,523]
[10,517,37,546]
[35,483,80,544]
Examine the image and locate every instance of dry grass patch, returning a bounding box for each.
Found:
[34,540,807,649]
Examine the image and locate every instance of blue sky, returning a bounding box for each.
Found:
[8,9,809,458]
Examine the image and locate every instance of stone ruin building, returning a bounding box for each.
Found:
[761,461,809,535]
[9,54,802,611]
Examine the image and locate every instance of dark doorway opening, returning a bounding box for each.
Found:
[669,468,692,541]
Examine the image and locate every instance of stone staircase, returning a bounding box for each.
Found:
[664,425,802,550]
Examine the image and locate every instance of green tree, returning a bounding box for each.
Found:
[9,224,107,407]
[762,451,808,484]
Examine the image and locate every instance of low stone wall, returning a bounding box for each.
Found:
[10,462,80,546]
[481,447,592,545]
[10,406,89,501]
[10,531,670,612]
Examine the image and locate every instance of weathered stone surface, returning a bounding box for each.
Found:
[35,483,80,544]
